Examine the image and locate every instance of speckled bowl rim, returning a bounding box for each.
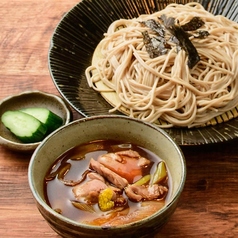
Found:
[28,115,186,231]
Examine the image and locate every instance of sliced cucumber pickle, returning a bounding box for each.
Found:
[1,110,47,143]
[20,107,63,134]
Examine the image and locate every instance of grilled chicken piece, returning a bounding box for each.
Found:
[87,172,105,182]
[125,183,168,202]
[89,158,128,189]
[73,178,107,204]
[97,150,151,183]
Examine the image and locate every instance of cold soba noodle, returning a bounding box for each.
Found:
[86,3,238,128]
[44,140,170,226]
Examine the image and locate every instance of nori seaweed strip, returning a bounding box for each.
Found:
[142,30,170,58]
[160,15,200,69]
[141,19,165,36]
[141,20,171,58]
[181,17,205,31]
[194,30,210,39]
[142,31,156,58]
[169,25,200,68]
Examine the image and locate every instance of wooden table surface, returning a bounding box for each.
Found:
[1,1,238,237]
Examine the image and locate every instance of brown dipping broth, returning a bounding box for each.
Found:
[44,140,171,226]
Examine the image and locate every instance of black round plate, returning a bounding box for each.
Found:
[49,0,238,145]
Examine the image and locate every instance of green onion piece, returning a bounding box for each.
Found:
[150,161,167,185]
[133,174,151,186]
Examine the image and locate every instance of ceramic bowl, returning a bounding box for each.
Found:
[28,115,186,238]
[0,90,71,152]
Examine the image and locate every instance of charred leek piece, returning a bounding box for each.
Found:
[45,162,71,182]
[71,201,95,213]
[57,162,71,182]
